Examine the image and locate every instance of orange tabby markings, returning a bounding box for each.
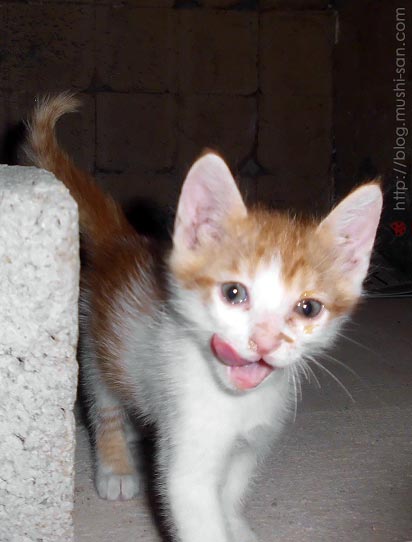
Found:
[96,421,135,476]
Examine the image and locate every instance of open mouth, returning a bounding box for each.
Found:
[211,334,275,390]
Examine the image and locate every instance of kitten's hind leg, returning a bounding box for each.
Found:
[92,388,141,501]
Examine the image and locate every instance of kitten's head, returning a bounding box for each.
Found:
[169,153,382,392]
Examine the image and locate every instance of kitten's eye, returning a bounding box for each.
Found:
[295,298,323,318]
[221,283,248,305]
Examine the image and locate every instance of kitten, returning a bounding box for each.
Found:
[26,93,382,542]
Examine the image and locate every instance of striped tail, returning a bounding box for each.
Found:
[25,92,131,246]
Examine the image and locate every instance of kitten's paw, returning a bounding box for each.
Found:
[96,471,140,501]
[229,517,259,542]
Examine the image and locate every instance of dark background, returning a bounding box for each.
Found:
[0,0,411,272]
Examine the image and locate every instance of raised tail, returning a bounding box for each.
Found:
[25,92,131,245]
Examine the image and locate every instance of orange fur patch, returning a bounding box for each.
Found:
[83,233,164,400]
[96,413,135,475]
[170,208,359,316]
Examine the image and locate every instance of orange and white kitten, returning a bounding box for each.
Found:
[27,94,382,542]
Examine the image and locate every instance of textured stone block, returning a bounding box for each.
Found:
[260,11,334,96]
[178,94,257,172]
[0,166,79,542]
[96,93,177,173]
[96,7,176,92]
[177,10,258,94]
[0,4,94,92]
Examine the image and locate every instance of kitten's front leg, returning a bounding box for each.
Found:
[222,445,259,542]
[162,424,232,542]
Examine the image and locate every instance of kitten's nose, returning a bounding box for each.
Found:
[249,335,282,358]
[249,333,282,357]
[250,318,285,356]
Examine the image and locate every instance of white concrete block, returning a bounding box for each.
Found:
[0,166,79,542]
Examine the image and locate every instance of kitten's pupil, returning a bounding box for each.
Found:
[228,287,238,300]
[295,299,323,318]
[301,301,313,316]
[221,283,248,304]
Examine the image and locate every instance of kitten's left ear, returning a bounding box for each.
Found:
[173,152,247,251]
[317,182,383,287]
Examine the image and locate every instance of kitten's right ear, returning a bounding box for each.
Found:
[173,153,247,251]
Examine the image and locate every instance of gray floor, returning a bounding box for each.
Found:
[74,298,412,542]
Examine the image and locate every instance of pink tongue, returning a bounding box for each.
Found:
[230,362,274,390]
[211,334,274,390]
[211,334,252,366]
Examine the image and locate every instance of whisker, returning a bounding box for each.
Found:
[293,364,303,400]
[320,352,361,381]
[292,367,299,420]
[301,359,321,389]
[336,331,376,355]
[306,356,355,402]
[341,319,360,328]
[289,366,298,423]
[320,353,389,408]
[298,361,310,382]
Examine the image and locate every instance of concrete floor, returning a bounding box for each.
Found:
[74,298,412,542]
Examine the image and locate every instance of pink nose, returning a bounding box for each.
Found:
[249,333,282,356]
[250,319,285,356]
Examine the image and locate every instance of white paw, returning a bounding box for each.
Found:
[96,471,140,501]
[229,517,259,542]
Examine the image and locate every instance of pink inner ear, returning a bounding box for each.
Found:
[173,153,247,251]
[318,183,382,276]
[179,182,218,248]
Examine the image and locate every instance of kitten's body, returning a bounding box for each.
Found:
[26,94,382,542]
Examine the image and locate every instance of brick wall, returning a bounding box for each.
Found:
[0,1,335,221]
